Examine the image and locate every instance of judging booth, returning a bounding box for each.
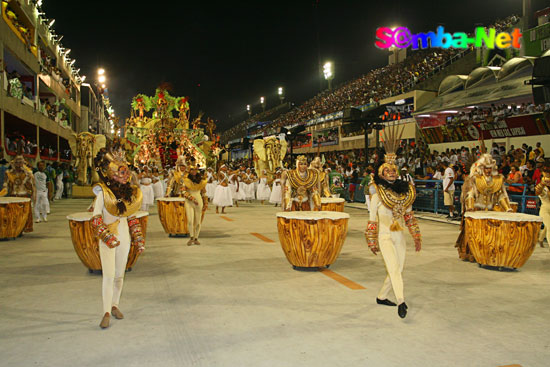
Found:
[465,211,542,270]
[276,211,349,270]
[67,211,149,272]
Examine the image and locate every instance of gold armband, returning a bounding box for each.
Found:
[365,221,378,248]
[404,212,421,242]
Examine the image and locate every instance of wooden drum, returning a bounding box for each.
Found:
[465,211,542,269]
[320,197,346,212]
[157,197,189,236]
[67,211,149,271]
[0,197,31,239]
[276,211,350,269]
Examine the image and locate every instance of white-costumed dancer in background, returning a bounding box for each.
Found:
[152,167,165,200]
[256,169,271,204]
[91,146,145,329]
[229,169,241,207]
[205,167,217,202]
[269,169,282,207]
[213,164,233,214]
[243,168,255,202]
[139,166,155,211]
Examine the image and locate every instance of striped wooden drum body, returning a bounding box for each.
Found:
[0,197,31,239]
[320,198,345,212]
[67,211,148,271]
[157,197,189,236]
[464,211,542,269]
[276,211,349,269]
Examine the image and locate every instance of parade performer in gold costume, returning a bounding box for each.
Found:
[181,164,208,246]
[0,155,35,232]
[91,145,144,329]
[309,156,332,198]
[282,155,321,211]
[536,166,550,247]
[365,124,421,319]
[165,156,187,197]
[455,154,512,261]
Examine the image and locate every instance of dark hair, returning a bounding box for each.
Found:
[94,147,134,215]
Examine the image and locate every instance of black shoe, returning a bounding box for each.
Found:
[376,298,397,306]
[398,302,408,318]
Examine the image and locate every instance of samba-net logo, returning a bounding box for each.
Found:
[375,26,522,50]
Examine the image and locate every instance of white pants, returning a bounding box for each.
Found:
[539,204,550,245]
[99,219,131,314]
[184,190,203,239]
[365,195,371,211]
[54,181,63,200]
[378,231,407,304]
[34,190,49,219]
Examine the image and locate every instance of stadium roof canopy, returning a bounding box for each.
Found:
[414,57,535,115]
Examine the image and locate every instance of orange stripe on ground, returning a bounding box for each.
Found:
[250,233,275,243]
[498,365,522,367]
[320,269,366,290]
[220,216,233,222]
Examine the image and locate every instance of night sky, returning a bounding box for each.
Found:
[42,0,541,132]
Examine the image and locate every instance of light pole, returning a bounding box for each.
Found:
[323,62,334,90]
[278,87,285,104]
[247,104,251,118]
[260,96,265,112]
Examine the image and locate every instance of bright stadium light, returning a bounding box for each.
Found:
[98,68,105,76]
[323,62,334,90]
[260,96,265,111]
[247,104,251,117]
[278,87,285,104]
[48,19,55,27]
[98,75,106,83]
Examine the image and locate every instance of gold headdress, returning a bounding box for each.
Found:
[378,122,405,177]
[296,155,307,167]
[470,153,497,177]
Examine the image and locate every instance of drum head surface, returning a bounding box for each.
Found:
[134,210,149,219]
[156,197,185,202]
[276,211,350,220]
[320,198,345,204]
[66,212,93,221]
[464,211,542,222]
[0,197,30,203]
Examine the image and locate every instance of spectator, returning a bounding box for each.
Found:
[442,161,456,218]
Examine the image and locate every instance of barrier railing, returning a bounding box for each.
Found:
[346,179,541,216]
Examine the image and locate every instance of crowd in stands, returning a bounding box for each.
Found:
[448,102,550,126]
[223,15,520,143]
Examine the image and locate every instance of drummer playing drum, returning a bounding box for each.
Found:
[455,154,513,262]
[282,155,321,212]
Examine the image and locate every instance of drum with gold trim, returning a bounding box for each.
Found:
[0,197,31,239]
[67,211,148,271]
[464,211,542,269]
[276,211,349,269]
[157,197,189,236]
[320,197,345,212]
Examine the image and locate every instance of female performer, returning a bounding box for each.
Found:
[139,166,154,211]
[256,169,271,204]
[92,146,145,329]
[269,169,282,207]
[182,164,208,246]
[213,164,233,214]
